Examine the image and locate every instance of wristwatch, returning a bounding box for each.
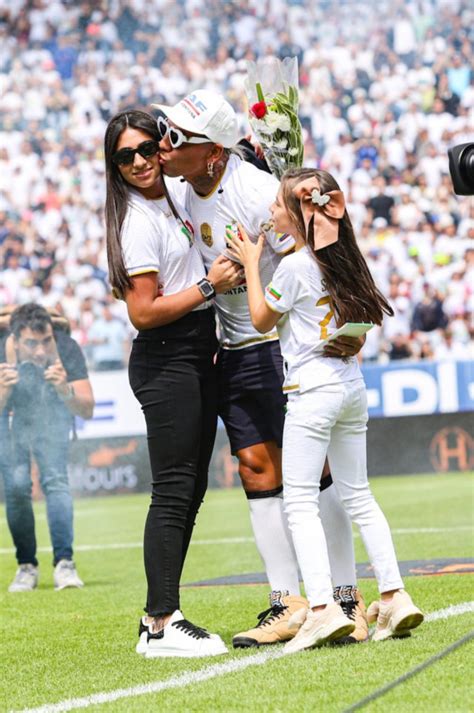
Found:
[197,278,216,301]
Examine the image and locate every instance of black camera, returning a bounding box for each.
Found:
[17,360,46,389]
[448,142,474,196]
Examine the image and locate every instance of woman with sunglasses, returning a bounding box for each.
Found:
[104,110,241,658]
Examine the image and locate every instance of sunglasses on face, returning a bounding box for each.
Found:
[111,139,160,166]
[157,116,211,149]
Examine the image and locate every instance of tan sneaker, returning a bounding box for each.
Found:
[367,590,424,641]
[333,586,369,644]
[283,602,355,654]
[232,591,308,648]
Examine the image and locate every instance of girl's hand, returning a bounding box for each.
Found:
[207,254,244,294]
[323,335,366,358]
[225,223,265,267]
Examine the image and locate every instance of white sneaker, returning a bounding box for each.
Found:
[53,560,84,590]
[137,615,224,656]
[136,617,150,655]
[283,602,355,654]
[8,564,39,592]
[145,610,228,658]
[367,590,424,641]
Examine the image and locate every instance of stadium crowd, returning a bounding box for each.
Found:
[0,0,472,367]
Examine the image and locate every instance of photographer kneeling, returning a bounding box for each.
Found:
[0,304,94,592]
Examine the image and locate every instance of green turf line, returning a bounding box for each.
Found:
[343,630,474,712]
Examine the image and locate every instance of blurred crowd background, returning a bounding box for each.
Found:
[0,0,472,369]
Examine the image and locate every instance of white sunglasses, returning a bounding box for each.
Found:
[157,116,211,149]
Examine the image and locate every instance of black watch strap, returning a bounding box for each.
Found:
[197,278,216,301]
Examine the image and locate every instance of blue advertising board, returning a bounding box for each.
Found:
[362,360,473,418]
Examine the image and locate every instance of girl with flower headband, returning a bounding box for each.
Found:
[226,167,424,653]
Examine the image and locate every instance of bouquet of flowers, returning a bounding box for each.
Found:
[244,56,304,180]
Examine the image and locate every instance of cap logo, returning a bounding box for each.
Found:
[181,93,208,118]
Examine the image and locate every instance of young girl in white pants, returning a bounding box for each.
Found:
[227,168,423,653]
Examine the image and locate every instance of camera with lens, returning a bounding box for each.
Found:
[17,360,47,391]
[448,142,474,196]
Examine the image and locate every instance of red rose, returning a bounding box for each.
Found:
[250,101,267,119]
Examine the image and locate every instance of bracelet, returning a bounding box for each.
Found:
[60,384,75,402]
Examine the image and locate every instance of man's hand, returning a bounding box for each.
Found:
[0,362,19,412]
[323,334,366,358]
[44,359,70,398]
[0,362,19,389]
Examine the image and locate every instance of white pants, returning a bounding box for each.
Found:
[283,379,403,607]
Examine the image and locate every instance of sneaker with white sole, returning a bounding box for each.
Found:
[8,564,39,592]
[136,615,224,656]
[136,617,150,655]
[145,610,228,658]
[283,602,355,654]
[367,590,424,641]
[333,586,369,645]
[232,591,309,648]
[53,560,84,590]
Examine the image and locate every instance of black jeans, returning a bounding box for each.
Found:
[128,309,218,617]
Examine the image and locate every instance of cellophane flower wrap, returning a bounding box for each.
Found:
[244,56,304,179]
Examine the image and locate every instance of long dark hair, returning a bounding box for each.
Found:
[104,110,181,298]
[281,168,393,326]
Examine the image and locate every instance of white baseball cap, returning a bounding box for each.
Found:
[152,90,239,148]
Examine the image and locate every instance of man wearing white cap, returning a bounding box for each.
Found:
[156,89,367,648]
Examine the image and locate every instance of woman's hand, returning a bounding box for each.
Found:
[207,254,244,294]
[225,223,265,268]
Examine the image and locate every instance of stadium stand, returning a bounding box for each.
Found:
[0,0,472,367]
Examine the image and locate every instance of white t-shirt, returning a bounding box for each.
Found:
[167,156,295,348]
[120,189,209,311]
[264,247,362,393]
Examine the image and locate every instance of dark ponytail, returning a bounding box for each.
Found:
[281,168,393,326]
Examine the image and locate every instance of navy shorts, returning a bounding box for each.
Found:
[216,340,286,454]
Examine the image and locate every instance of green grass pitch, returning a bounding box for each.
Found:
[1,472,473,712]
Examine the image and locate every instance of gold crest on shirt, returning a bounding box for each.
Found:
[200,222,213,247]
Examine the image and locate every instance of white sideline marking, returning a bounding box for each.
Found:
[0,526,471,556]
[425,601,474,622]
[0,537,254,555]
[13,602,474,713]
[15,649,284,713]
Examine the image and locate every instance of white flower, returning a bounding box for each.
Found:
[263,111,292,134]
[274,114,292,132]
[261,112,281,134]
[288,147,299,156]
[250,118,274,135]
[274,139,288,149]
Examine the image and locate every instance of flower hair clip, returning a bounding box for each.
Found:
[311,189,330,207]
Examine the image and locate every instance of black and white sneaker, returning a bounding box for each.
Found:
[145,610,228,658]
[136,617,151,655]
